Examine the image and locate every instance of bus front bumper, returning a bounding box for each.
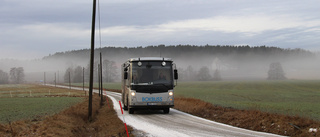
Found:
[129,102,174,109]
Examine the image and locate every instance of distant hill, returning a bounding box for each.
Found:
[41,45,319,80]
[43,44,315,65]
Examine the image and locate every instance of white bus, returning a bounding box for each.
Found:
[121,57,178,114]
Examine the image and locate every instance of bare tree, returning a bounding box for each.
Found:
[84,63,91,83]
[64,67,73,83]
[103,59,118,82]
[0,70,9,84]
[73,66,83,83]
[197,66,212,81]
[268,62,287,80]
[10,67,25,84]
[186,65,196,81]
[213,69,222,81]
[212,57,222,81]
[177,68,186,81]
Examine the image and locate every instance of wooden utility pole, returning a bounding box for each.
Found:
[98,64,101,97]
[58,71,59,84]
[55,72,56,87]
[44,72,46,85]
[88,0,97,121]
[100,52,103,105]
[69,71,71,89]
[83,67,85,91]
[83,67,86,96]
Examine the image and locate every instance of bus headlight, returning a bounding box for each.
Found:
[162,61,166,66]
[169,91,173,96]
[131,91,136,96]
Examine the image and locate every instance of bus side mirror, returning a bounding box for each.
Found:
[124,71,128,80]
[174,69,178,80]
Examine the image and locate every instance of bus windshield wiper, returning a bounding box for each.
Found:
[154,83,170,89]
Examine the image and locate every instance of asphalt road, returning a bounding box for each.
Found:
[53,85,283,137]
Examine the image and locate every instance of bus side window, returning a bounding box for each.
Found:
[126,67,131,86]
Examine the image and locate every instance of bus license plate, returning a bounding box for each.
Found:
[147,103,160,105]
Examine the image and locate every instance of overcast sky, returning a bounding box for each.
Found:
[1,0,319,59]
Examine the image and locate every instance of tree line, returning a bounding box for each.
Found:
[63,59,118,83]
[43,45,316,81]
[177,62,286,81]
[43,45,315,61]
[0,67,25,84]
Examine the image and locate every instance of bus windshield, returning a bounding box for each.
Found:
[131,61,173,86]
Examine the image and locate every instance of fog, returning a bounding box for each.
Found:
[174,51,320,80]
[0,46,319,84]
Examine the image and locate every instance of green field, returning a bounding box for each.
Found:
[0,97,83,123]
[174,80,320,120]
[79,80,320,120]
[0,84,84,123]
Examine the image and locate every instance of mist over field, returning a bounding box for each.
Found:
[0,45,319,83]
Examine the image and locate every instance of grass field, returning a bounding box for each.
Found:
[174,80,320,121]
[0,84,84,123]
[0,97,83,123]
[78,80,320,121]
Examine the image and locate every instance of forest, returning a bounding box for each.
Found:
[44,45,314,62]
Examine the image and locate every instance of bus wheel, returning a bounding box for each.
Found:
[123,104,128,110]
[163,108,170,114]
[129,108,134,114]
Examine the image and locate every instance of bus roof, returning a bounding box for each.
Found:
[128,57,172,62]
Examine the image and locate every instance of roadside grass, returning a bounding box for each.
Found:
[174,97,320,137]
[0,93,134,136]
[174,80,320,121]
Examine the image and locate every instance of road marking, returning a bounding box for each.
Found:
[119,101,129,137]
